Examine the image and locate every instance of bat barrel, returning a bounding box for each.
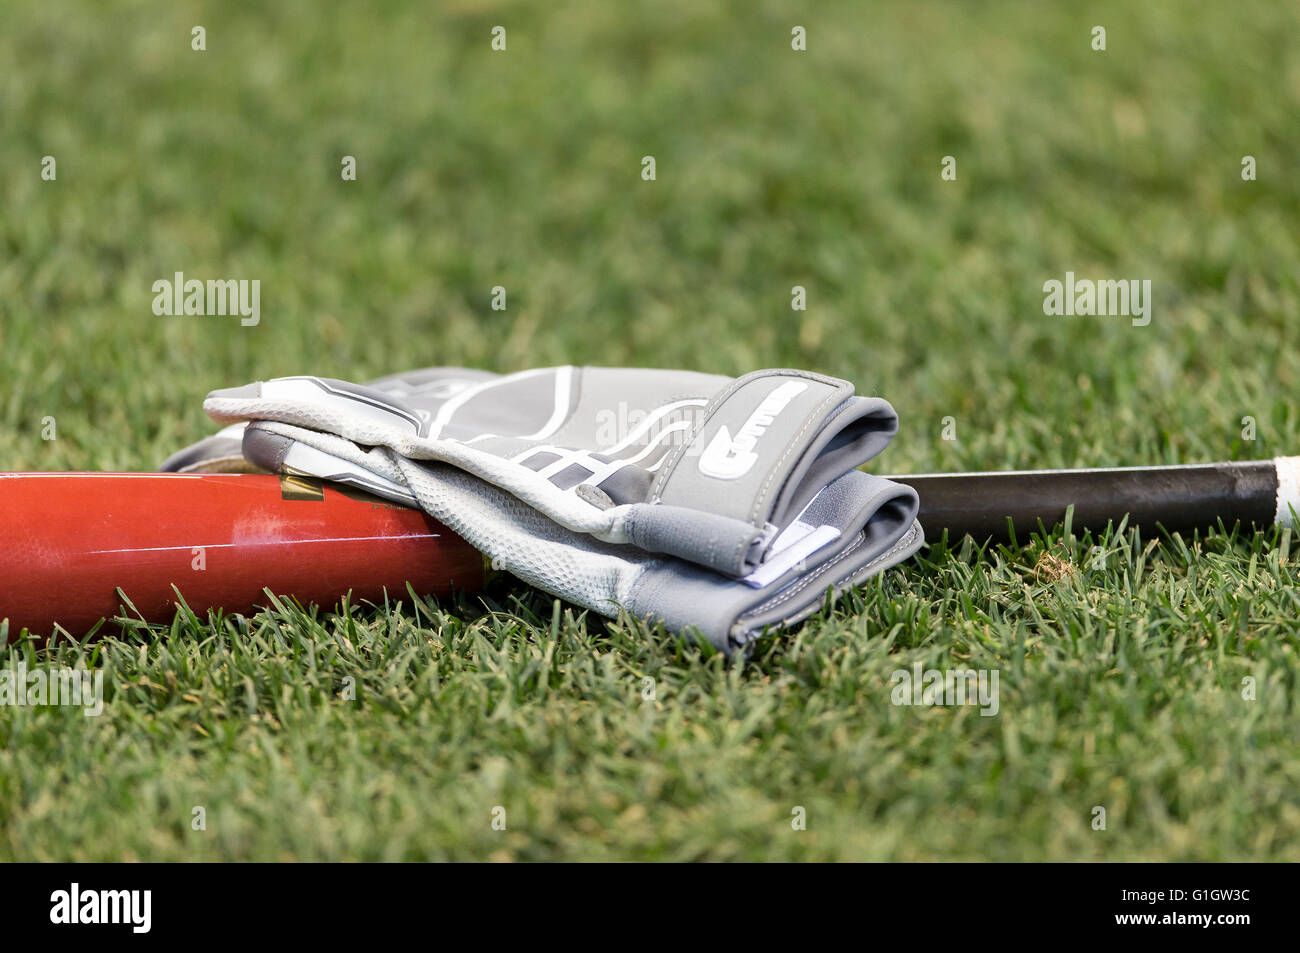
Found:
[895,460,1284,544]
[0,473,484,640]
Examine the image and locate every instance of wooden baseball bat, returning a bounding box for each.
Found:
[9,456,1292,640]
[0,472,484,640]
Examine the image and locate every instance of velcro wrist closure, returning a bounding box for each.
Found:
[650,369,854,527]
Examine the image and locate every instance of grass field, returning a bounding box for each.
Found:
[2,0,1298,861]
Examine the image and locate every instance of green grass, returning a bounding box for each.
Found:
[1,0,1298,860]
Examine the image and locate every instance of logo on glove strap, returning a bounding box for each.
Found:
[697,381,809,480]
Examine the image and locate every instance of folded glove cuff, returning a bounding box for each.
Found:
[626,512,924,653]
[648,368,898,524]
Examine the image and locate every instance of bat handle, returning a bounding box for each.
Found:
[894,459,1288,544]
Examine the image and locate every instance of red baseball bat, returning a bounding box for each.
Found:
[0,472,484,640]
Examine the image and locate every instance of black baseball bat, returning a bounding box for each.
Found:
[894,457,1300,543]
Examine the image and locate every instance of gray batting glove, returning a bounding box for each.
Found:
[165,366,924,653]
